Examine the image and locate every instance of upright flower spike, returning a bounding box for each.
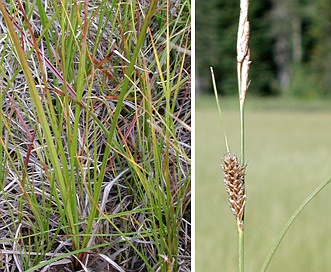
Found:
[222,153,247,231]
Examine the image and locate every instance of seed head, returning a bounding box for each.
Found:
[221,153,246,231]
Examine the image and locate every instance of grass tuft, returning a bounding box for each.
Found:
[0,0,190,271]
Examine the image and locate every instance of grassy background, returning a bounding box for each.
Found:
[196,96,331,271]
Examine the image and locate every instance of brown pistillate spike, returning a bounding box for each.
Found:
[221,153,246,231]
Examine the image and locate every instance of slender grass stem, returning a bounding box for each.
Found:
[239,227,244,272]
[261,175,331,272]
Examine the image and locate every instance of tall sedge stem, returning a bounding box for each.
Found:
[239,228,244,272]
[239,100,245,272]
[239,97,245,272]
[240,100,245,164]
[212,0,250,270]
[237,0,250,270]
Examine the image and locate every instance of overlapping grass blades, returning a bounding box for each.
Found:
[0,0,190,270]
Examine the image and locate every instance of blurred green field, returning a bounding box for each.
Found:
[196,96,331,271]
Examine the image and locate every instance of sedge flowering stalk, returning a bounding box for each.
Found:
[235,0,251,271]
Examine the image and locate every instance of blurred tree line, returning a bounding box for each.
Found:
[196,0,331,97]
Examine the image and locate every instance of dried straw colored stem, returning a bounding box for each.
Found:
[222,153,246,231]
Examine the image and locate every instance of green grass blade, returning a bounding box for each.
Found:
[261,174,331,272]
[210,67,229,152]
